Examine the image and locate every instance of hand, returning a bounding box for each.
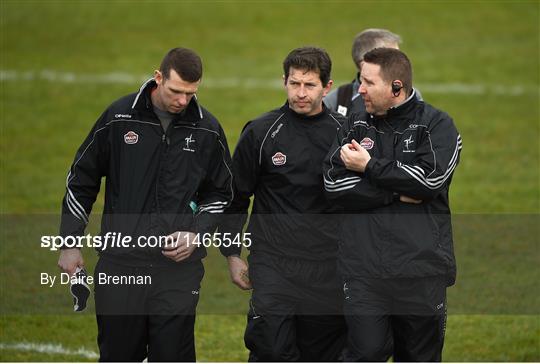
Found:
[162,231,197,262]
[227,256,252,290]
[340,139,371,173]
[58,248,84,275]
[400,195,423,204]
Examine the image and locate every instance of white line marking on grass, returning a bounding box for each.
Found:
[0,342,99,360]
[415,82,537,97]
[0,69,144,84]
[1,70,538,95]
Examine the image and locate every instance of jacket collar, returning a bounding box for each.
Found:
[370,89,419,122]
[350,73,361,99]
[353,72,361,89]
[131,78,204,123]
[280,101,330,122]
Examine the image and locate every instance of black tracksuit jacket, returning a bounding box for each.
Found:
[323,91,462,285]
[221,103,345,261]
[60,79,233,266]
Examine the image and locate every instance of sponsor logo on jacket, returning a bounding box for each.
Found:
[272,152,286,166]
[337,105,348,116]
[124,131,139,144]
[343,282,350,300]
[271,123,283,138]
[359,137,374,150]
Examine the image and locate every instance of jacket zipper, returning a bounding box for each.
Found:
[393,133,398,160]
[155,129,170,214]
[383,117,398,160]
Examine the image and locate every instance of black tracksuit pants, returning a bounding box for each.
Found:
[94,257,204,362]
[343,276,447,362]
[245,252,347,362]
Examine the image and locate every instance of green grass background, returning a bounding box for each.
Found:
[1,0,539,361]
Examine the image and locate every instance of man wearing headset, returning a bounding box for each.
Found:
[323,48,462,361]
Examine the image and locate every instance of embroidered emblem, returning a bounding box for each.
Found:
[359,137,374,150]
[403,135,415,153]
[337,105,348,116]
[183,134,195,152]
[271,152,287,166]
[124,131,139,144]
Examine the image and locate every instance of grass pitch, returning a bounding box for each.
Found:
[1,0,538,361]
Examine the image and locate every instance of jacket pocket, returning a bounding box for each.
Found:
[387,204,440,265]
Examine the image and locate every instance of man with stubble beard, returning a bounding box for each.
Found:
[220,47,347,361]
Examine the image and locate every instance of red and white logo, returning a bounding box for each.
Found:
[272,152,287,166]
[359,137,374,150]
[124,131,139,144]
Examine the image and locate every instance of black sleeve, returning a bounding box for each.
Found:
[194,124,234,236]
[365,113,462,200]
[323,117,393,211]
[59,110,110,242]
[219,122,259,257]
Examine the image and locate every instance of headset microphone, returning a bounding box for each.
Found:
[392,81,402,97]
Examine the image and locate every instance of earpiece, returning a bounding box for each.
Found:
[392,81,402,97]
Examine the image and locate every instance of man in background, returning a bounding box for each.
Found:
[324,28,421,117]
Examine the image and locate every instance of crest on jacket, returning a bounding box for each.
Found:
[124,131,139,144]
[272,152,287,166]
[183,134,196,152]
[359,137,374,150]
[403,135,415,153]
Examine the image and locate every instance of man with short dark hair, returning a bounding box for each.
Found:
[323,48,462,361]
[324,28,421,117]
[58,47,233,361]
[221,46,347,361]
